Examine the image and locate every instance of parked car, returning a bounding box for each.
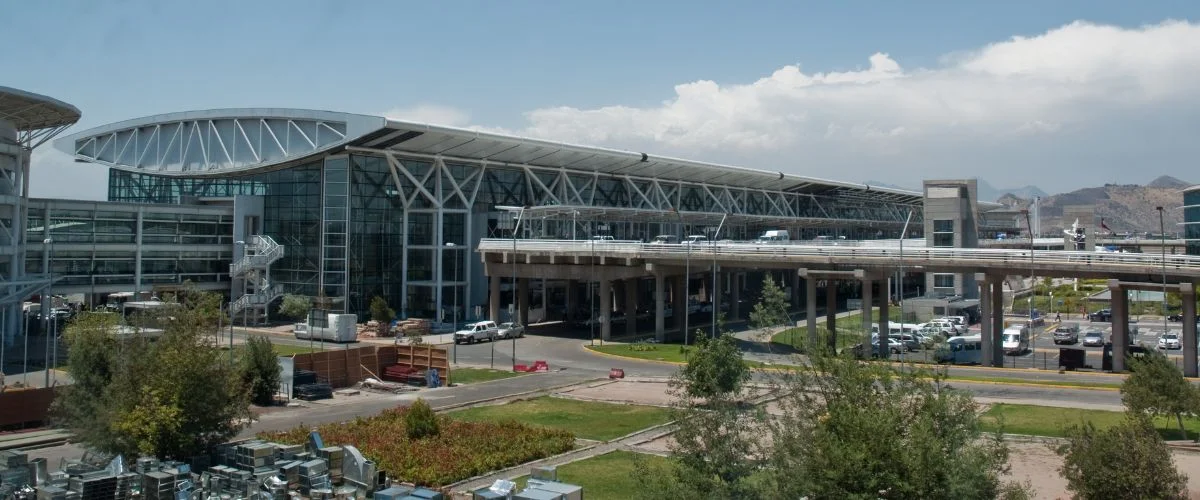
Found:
[940,316,969,333]
[851,338,904,358]
[1089,309,1112,322]
[919,319,958,338]
[1158,333,1182,350]
[650,234,678,244]
[454,320,498,344]
[1053,322,1080,345]
[1167,314,1183,322]
[1082,330,1105,347]
[886,334,921,352]
[497,322,525,339]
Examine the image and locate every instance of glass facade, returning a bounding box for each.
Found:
[1184,188,1200,256]
[107,151,929,320]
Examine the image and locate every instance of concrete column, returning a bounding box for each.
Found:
[625,278,638,338]
[600,278,612,341]
[990,278,1004,367]
[566,279,579,321]
[541,278,548,322]
[1109,280,1127,372]
[978,274,994,368]
[654,273,666,341]
[1182,283,1197,378]
[517,278,530,326]
[711,271,721,325]
[676,274,686,328]
[792,272,802,309]
[489,276,501,322]
[861,278,873,338]
[730,272,741,321]
[825,281,837,333]
[806,277,818,345]
[877,294,891,359]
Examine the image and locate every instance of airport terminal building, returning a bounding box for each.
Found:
[5,87,1023,341]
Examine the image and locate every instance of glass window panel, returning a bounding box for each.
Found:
[933,234,955,247]
[933,220,954,233]
[408,213,433,245]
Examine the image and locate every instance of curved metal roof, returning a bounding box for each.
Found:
[0,86,81,131]
[56,107,926,203]
[54,109,385,175]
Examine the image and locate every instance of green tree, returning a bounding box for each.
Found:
[370,296,396,324]
[1121,350,1200,439]
[405,398,440,440]
[241,335,282,406]
[676,333,750,400]
[749,274,789,351]
[55,289,250,460]
[1056,415,1188,500]
[278,294,313,321]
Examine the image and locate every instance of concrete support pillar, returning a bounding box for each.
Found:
[625,278,638,338]
[990,278,1004,366]
[711,270,722,326]
[1109,280,1127,372]
[877,294,891,359]
[541,278,548,322]
[825,281,837,333]
[517,278,531,325]
[977,274,995,367]
[730,272,741,321]
[673,276,687,331]
[489,276,501,322]
[806,277,818,346]
[654,273,666,341]
[600,278,612,341]
[861,278,873,339]
[792,272,802,309]
[1182,283,1197,378]
[567,279,579,321]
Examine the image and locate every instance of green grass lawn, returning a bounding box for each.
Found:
[513,451,669,500]
[587,344,768,368]
[271,343,326,356]
[768,308,908,351]
[449,396,673,441]
[980,403,1200,440]
[451,367,526,385]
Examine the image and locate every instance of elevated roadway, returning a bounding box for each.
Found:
[478,238,1200,376]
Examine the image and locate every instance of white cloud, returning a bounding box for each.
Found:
[382,104,471,127]
[505,20,1200,189]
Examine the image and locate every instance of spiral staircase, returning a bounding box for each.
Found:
[229,235,284,324]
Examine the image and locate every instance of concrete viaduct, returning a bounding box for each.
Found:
[478,239,1200,376]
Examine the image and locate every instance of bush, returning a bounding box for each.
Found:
[677,333,749,400]
[260,404,574,487]
[1057,415,1188,500]
[241,335,282,406]
[279,294,312,321]
[405,399,440,440]
[370,296,395,324]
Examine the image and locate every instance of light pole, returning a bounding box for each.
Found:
[498,206,528,371]
[590,229,596,346]
[1022,209,1035,325]
[446,242,458,364]
[710,213,728,338]
[233,240,245,364]
[898,211,913,322]
[42,238,54,387]
[1157,207,1168,338]
[672,209,691,346]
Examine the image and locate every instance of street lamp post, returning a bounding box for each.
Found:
[1022,209,1035,325]
[1157,207,1168,339]
[498,206,528,371]
[672,210,691,346]
[710,213,728,338]
[446,242,458,364]
[233,240,245,364]
[42,238,55,387]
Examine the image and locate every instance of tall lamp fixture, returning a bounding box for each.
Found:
[1021,209,1035,325]
[498,206,529,371]
[710,213,728,338]
[446,242,458,364]
[233,240,245,364]
[1157,207,1167,339]
[672,209,691,346]
[42,238,54,387]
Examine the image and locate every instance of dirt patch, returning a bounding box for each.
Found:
[1005,441,1200,499]
[558,380,676,407]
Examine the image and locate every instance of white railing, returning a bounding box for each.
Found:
[229,235,284,277]
[477,238,1200,275]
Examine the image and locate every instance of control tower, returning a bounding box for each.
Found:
[0,87,81,347]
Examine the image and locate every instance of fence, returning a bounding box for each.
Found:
[291,344,451,388]
[0,387,57,429]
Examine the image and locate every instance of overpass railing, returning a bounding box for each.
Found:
[477,238,1200,273]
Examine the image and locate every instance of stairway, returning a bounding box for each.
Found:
[229,235,285,324]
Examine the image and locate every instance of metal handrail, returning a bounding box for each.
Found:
[229,235,284,276]
[476,238,1200,274]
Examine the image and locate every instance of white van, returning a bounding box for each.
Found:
[1001,325,1030,354]
[756,230,790,243]
[650,234,679,244]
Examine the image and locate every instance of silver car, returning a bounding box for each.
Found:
[497,322,525,339]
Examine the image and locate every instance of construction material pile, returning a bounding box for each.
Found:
[292,369,332,401]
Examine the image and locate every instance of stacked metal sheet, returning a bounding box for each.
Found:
[35,485,69,500]
[294,383,334,401]
[316,447,344,485]
[297,459,330,495]
[67,472,118,500]
[235,442,275,471]
[141,471,175,500]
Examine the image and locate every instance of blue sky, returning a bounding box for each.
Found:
[7,0,1200,200]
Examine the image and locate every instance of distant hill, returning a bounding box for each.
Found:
[998,177,1188,235]
[978,179,1047,203]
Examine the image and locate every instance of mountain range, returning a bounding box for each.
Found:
[864,176,1190,234]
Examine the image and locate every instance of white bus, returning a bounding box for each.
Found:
[936,335,982,364]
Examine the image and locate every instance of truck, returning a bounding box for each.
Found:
[454,320,498,344]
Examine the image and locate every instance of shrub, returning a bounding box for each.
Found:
[1057,415,1188,500]
[405,399,440,440]
[241,335,282,406]
[260,404,575,487]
